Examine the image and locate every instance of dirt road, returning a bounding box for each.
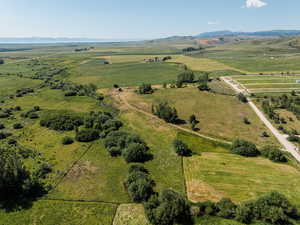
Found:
[114,89,231,145]
[221,76,300,162]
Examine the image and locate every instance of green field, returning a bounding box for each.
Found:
[1,41,300,225]
[126,87,279,146]
[69,60,184,88]
[0,200,117,225]
[184,152,300,204]
[0,75,41,98]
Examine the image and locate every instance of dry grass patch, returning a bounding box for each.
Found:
[113,204,150,225]
[168,55,241,72]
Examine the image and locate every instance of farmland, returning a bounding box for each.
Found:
[1,39,300,225]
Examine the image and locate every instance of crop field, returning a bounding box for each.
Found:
[0,200,117,225]
[231,75,300,93]
[184,152,300,204]
[168,55,242,72]
[126,87,279,146]
[69,59,184,88]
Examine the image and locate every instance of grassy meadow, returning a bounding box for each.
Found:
[126,87,279,146]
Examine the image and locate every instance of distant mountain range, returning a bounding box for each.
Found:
[1,30,300,44]
[0,37,140,44]
[195,30,300,38]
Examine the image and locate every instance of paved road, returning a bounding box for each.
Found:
[114,89,231,145]
[221,76,300,162]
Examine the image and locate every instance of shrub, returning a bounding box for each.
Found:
[231,139,260,157]
[137,83,154,94]
[197,83,210,91]
[196,201,218,216]
[0,113,10,118]
[107,147,121,157]
[64,91,77,96]
[216,198,237,219]
[75,129,99,142]
[0,123,5,130]
[8,138,17,145]
[287,135,300,142]
[237,93,248,103]
[13,123,23,129]
[152,102,179,124]
[29,113,39,119]
[40,112,83,131]
[124,167,154,203]
[172,139,192,156]
[236,192,297,224]
[122,143,149,163]
[144,189,191,225]
[243,117,250,125]
[0,132,11,140]
[62,136,74,145]
[177,71,195,83]
[261,146,287,162]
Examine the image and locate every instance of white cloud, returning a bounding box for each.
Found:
[245,0,267,8]
[208,21,220,25]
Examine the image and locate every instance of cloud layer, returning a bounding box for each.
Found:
[245,0,267,8]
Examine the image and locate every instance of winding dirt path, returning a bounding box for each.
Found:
[113,89,231,145]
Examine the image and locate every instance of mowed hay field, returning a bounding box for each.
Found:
[0,200,117,225]
[232,75,300,93]
[69,59,184,88]
[214,56,300,73]
[184,152,300,204]
[168,55,242,72]
[126,88,279,146]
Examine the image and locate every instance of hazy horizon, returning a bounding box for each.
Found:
[1,0,299,39]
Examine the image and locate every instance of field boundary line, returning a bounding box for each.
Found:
[115,90,231,145]
[40,198,123,205]
[49,143,94,191]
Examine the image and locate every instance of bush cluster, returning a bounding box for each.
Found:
[192,192,298,225]
[104,131,151,162]
[21,106,41,119]
[261,146,287,162]
[144,189,191,225]
[231,139,260,157]
[124,165,154,202]
[172,139,192,156]
[152,102,179,124]
[40,112,84,131]
[137,83,154,94]
[62,136,74,145]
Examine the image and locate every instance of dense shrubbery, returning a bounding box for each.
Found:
[0,145,51,209]
[261,146,287,162]
[62,136,74,145]
[137,83,154,94]
[124,165,154,202]
[15,88,34,98]
[40,111,83,131]
[144,189,191,225]
[0,59,4,65]
[177,71,195,83]
[152,102,179,124]
[0,132,11,140]
[75,129,99,142]
[231,139,260,157]
[172,139,192,156]
[104,131,151,162]
[235,192,298,224]
[0,123,4,130]
[192,192,298,225]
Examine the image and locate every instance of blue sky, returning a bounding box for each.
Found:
[0,0,299,39]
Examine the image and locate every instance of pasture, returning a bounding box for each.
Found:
[126,87,279,146]
[69,59,184,88]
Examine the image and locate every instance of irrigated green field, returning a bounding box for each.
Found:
[69,60,184,88]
